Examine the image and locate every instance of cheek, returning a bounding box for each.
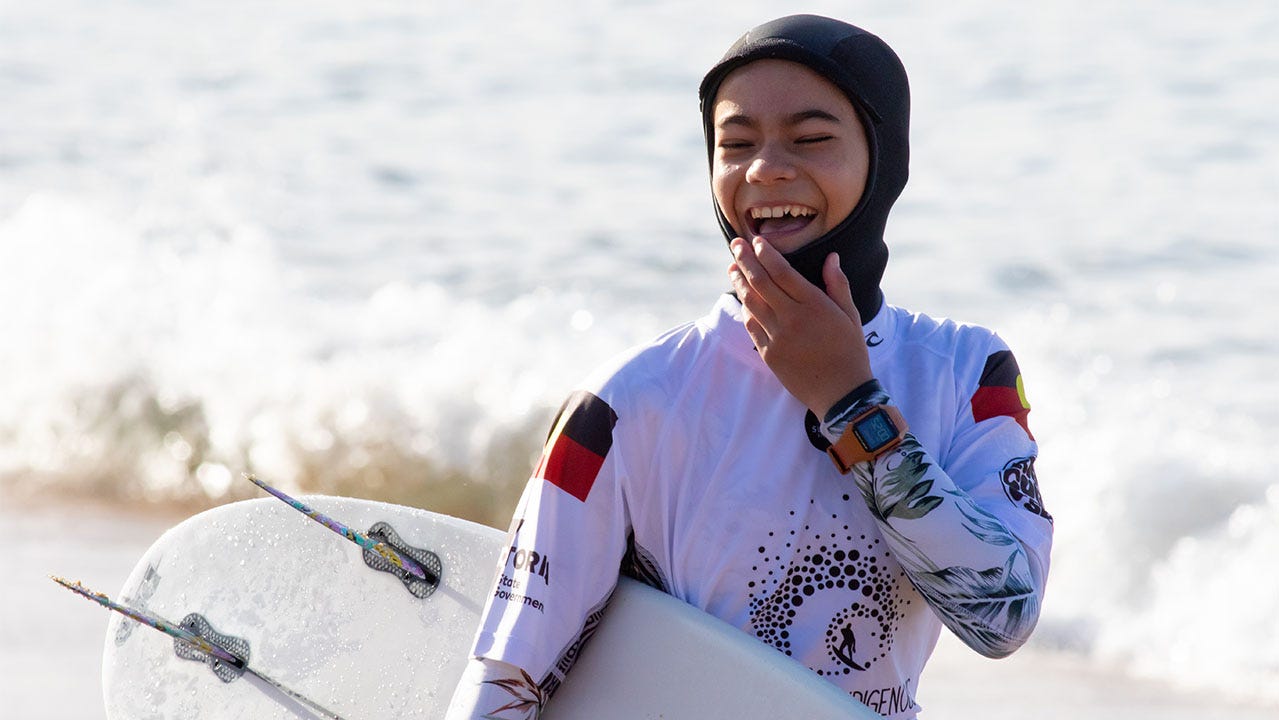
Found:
[711,165,736,215]
[822,158,869,224]
[842,172,868,214]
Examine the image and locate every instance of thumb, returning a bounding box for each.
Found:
[822,253,860,323]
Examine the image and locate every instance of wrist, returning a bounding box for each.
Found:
[819,379,890,443]
[825,403,909,474]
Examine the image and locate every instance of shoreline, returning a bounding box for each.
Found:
[921,633,1279,719]
[5,501,1276,720]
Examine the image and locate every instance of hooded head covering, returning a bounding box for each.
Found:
[699,15,910,320]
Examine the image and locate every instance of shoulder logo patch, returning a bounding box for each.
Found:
[534,391,618,502]
[1001,456,1051,521]
[971,350,1034,440]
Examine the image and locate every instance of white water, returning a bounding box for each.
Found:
[2,0,1276,705]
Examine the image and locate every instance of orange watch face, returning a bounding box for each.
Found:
[854,408,899,452]
[827,405,908,474]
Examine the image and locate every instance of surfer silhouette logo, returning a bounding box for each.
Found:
[831,623,867,671]
[823,602,897,676]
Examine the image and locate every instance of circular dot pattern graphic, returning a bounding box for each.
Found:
[749,513,909,676]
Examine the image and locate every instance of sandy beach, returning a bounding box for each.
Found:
[1,501,181,718]
[4,500,1275,720]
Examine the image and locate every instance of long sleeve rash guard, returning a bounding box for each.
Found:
[465,294,1053,720]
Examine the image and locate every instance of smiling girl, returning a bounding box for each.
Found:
[447,15,1052,720]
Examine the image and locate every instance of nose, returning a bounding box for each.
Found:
[744,143,797,185]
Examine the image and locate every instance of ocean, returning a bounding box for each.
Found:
[2,0,1277,714]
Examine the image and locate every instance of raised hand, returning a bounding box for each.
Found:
[728,236,873,418]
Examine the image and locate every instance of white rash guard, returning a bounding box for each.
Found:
[466,294,1053,719]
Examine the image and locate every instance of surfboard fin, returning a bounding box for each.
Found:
[51,576,348,720]
[363,520,443,599]
[175,613,251,683]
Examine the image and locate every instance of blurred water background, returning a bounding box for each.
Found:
[2,0,1277,710]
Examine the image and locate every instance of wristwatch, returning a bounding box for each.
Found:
[826,404,908,473]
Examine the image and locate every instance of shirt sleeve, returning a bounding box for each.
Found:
[854,336,1053,658]
[470,388,633,698]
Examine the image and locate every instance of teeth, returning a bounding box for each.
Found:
[750,205,814,219]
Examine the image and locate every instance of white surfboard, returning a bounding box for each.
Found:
[102,496,878,719]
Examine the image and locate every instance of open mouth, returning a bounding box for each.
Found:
[747,204,817,237]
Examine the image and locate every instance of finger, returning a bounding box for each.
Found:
[750,236,820,302]
[729,260,777,331]
[742,311,770,351]
[731,237,790,310]
[821,252,861,324]
[730,271,772,350]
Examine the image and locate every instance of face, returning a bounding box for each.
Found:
[711,59,870,254]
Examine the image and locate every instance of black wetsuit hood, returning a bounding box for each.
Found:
[699,15,910,321]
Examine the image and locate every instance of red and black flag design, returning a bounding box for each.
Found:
[971,350,1034,440]
[534,391,619,502]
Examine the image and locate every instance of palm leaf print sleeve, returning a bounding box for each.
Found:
[849,437,1042,658]
[850,353,1052,659]
[444,657,546,720]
